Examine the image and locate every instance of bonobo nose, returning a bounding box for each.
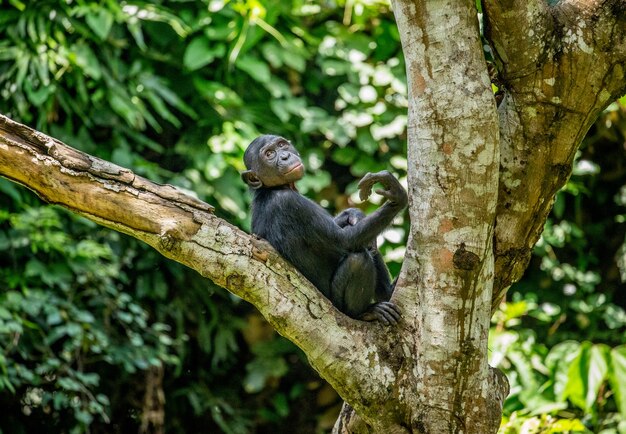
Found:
[280,151,289,161]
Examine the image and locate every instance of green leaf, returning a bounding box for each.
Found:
[193,79,242,108]
[236,56,271,84]
[204,24,233,41]
[270,100,290,123]
[183,36,225,71]
[57,377,82,392]
[546,341,581,400]
[563,342,589,410]
[332,147,357,165]
[8,0,25,11]
[142,75,197,119]
[86,9,114,41]
[244,357,288,393]
[261,43,283,68]
[586,344,610,410]
[562,342,609,413]
[609,346,626,418]
[356,129,379,154]
[0,178,22,201]
[321,59,350,76]
[72,44,102,79]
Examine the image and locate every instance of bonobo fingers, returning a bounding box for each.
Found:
[357,173,375,201]
[357,171,391,201]
[359,301,401,326]
[357,171,407,206]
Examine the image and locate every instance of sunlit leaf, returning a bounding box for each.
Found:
[609,346,626,419]
[586,344,609,411]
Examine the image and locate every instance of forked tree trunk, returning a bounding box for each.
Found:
[0,0,625,433]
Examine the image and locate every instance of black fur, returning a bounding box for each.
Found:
[243,135,406,325]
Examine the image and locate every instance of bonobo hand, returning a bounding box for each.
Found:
[359,301,401,326]
[358,171,408,207]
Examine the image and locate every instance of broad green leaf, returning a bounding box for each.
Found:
[609,346,626,418]
[332,147,357,165]
[145,92,181,128]
[546,341,581,400]
[183,37,225,71]
[244,357,288,393]
[236,55,271,84]
[142,75,197,119]
[8,0,25,11]
[58,377,82,392]
[297,171,331,194]
[24,81,54,106]
[563,341,591,411]
[204,23,233,40]
[586,344,610,411]
[357,128,379,154]
[352,154,383,176]
[122,4,190,37]
[261,42,283,68]
[270,100,291,123]
[0,45,20,61]
[127,21,147,50]
[508,350,541,391]
[193,79,242,108]
[321,59,349,76]
[281,46,306,72]
[72,44,102,79]
[549,418,588,432]
[86,9,114,41]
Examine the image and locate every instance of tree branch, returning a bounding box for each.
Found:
[484,0,626,310]
[0,114,401,419]
[482,0,553,78]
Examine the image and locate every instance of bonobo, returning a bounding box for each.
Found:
[241,135,407,325]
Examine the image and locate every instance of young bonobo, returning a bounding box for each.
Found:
[241,135,407,325]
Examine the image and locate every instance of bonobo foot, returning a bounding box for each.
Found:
[359,301,401,326]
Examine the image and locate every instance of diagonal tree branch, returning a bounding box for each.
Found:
[0,114,403,423]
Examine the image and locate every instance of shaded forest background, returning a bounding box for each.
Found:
[0,1,625,433]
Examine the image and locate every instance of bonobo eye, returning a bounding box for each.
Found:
[265,149,276,159]
[277,141,287,148]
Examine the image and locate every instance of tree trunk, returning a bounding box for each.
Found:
[0,0,625,432]
[383,0,503,431]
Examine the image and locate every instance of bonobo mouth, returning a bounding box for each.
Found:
[284,163,303,175]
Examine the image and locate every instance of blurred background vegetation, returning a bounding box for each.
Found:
[0,1,624,433]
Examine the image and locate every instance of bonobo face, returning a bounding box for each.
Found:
[242,135,305,188]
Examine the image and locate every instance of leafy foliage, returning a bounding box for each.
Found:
[0,0,407,432]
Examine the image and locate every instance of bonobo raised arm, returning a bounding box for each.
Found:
[241,135,407,325]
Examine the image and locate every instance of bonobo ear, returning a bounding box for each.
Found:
[241,170,263,189]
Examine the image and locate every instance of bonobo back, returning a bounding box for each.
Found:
[250,187,342,296]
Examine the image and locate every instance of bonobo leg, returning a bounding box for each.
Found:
[331,252,400,325]
[331,252,376,315]
[335,208,400,323]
